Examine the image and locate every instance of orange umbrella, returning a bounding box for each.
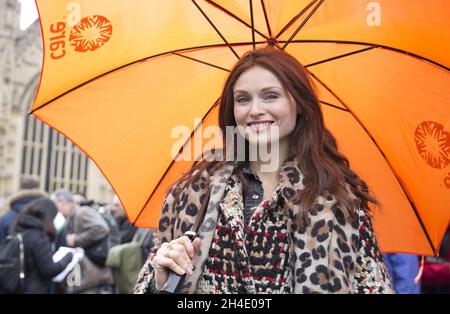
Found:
[31,0,450,256]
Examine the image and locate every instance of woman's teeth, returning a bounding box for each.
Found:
[248,121,274,131]
[252,122,272,126]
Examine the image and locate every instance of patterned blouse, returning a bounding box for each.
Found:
[197,170,293,294]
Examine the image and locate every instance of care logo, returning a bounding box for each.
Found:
[69,15,112,52]
[414,121,450,188]
[48,3,112,60]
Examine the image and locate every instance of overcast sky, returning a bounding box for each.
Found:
[19,0,38,30]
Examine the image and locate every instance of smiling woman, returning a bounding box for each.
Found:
[134,46,394,294]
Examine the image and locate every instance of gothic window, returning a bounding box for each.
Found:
[20,115,88,194]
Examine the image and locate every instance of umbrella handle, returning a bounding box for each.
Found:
[158,271,185,294]
[158,231,197,294]
[158,185,211,294]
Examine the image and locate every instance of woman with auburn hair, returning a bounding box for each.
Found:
[135,45,393,294]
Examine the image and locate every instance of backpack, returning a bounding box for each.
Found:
[0,233,25,293]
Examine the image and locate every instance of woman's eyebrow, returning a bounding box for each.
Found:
[234,86,281,94]
[259,86,282,92]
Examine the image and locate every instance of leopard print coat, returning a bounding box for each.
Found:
[134,158,393,294]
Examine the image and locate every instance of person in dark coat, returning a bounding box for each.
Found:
[0,178,45,242]
[10,197,73,294]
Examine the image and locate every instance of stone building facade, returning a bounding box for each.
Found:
[0,0,114,214]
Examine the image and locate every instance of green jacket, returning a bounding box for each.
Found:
[106,229,152,294]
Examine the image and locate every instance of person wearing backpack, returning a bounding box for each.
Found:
[5,197,73,293]
[0,178,45,242]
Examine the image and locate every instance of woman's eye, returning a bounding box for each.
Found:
[236,96,249,103]
[265,93,279,100]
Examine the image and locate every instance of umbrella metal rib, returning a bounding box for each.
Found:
[288,40,450,73]
[172,52,230,73]
[275,0,319,39]
[319,101,348,112]
[260,0,272,37]
[206,0,269,40]
[281,0,325,50]
[249,0,256,50]
[304,46,378,68]
[192,0,240,59]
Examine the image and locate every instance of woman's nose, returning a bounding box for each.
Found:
[248,99,265,116]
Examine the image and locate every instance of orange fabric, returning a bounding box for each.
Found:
[32,0,450,256]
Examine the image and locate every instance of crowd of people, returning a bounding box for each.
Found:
[0,177,448,294]
[0,178,156,294]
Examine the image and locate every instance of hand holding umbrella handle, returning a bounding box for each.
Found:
[158,231,197,294]
[159,186,210,294]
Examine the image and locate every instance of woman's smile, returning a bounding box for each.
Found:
[247,120,275,133]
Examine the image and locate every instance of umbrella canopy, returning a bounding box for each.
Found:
[31,0,450,256]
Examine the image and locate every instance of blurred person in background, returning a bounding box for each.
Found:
[96,200,121,249]
[0,178,45,242]
[111,194,137,244]
[106,194,157,293]
[421,223,450,294]
[73,192,87,206]
[52,189,113,293]
[0,197,5,216]
[383,253,421,294]
[9,197,73,293]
